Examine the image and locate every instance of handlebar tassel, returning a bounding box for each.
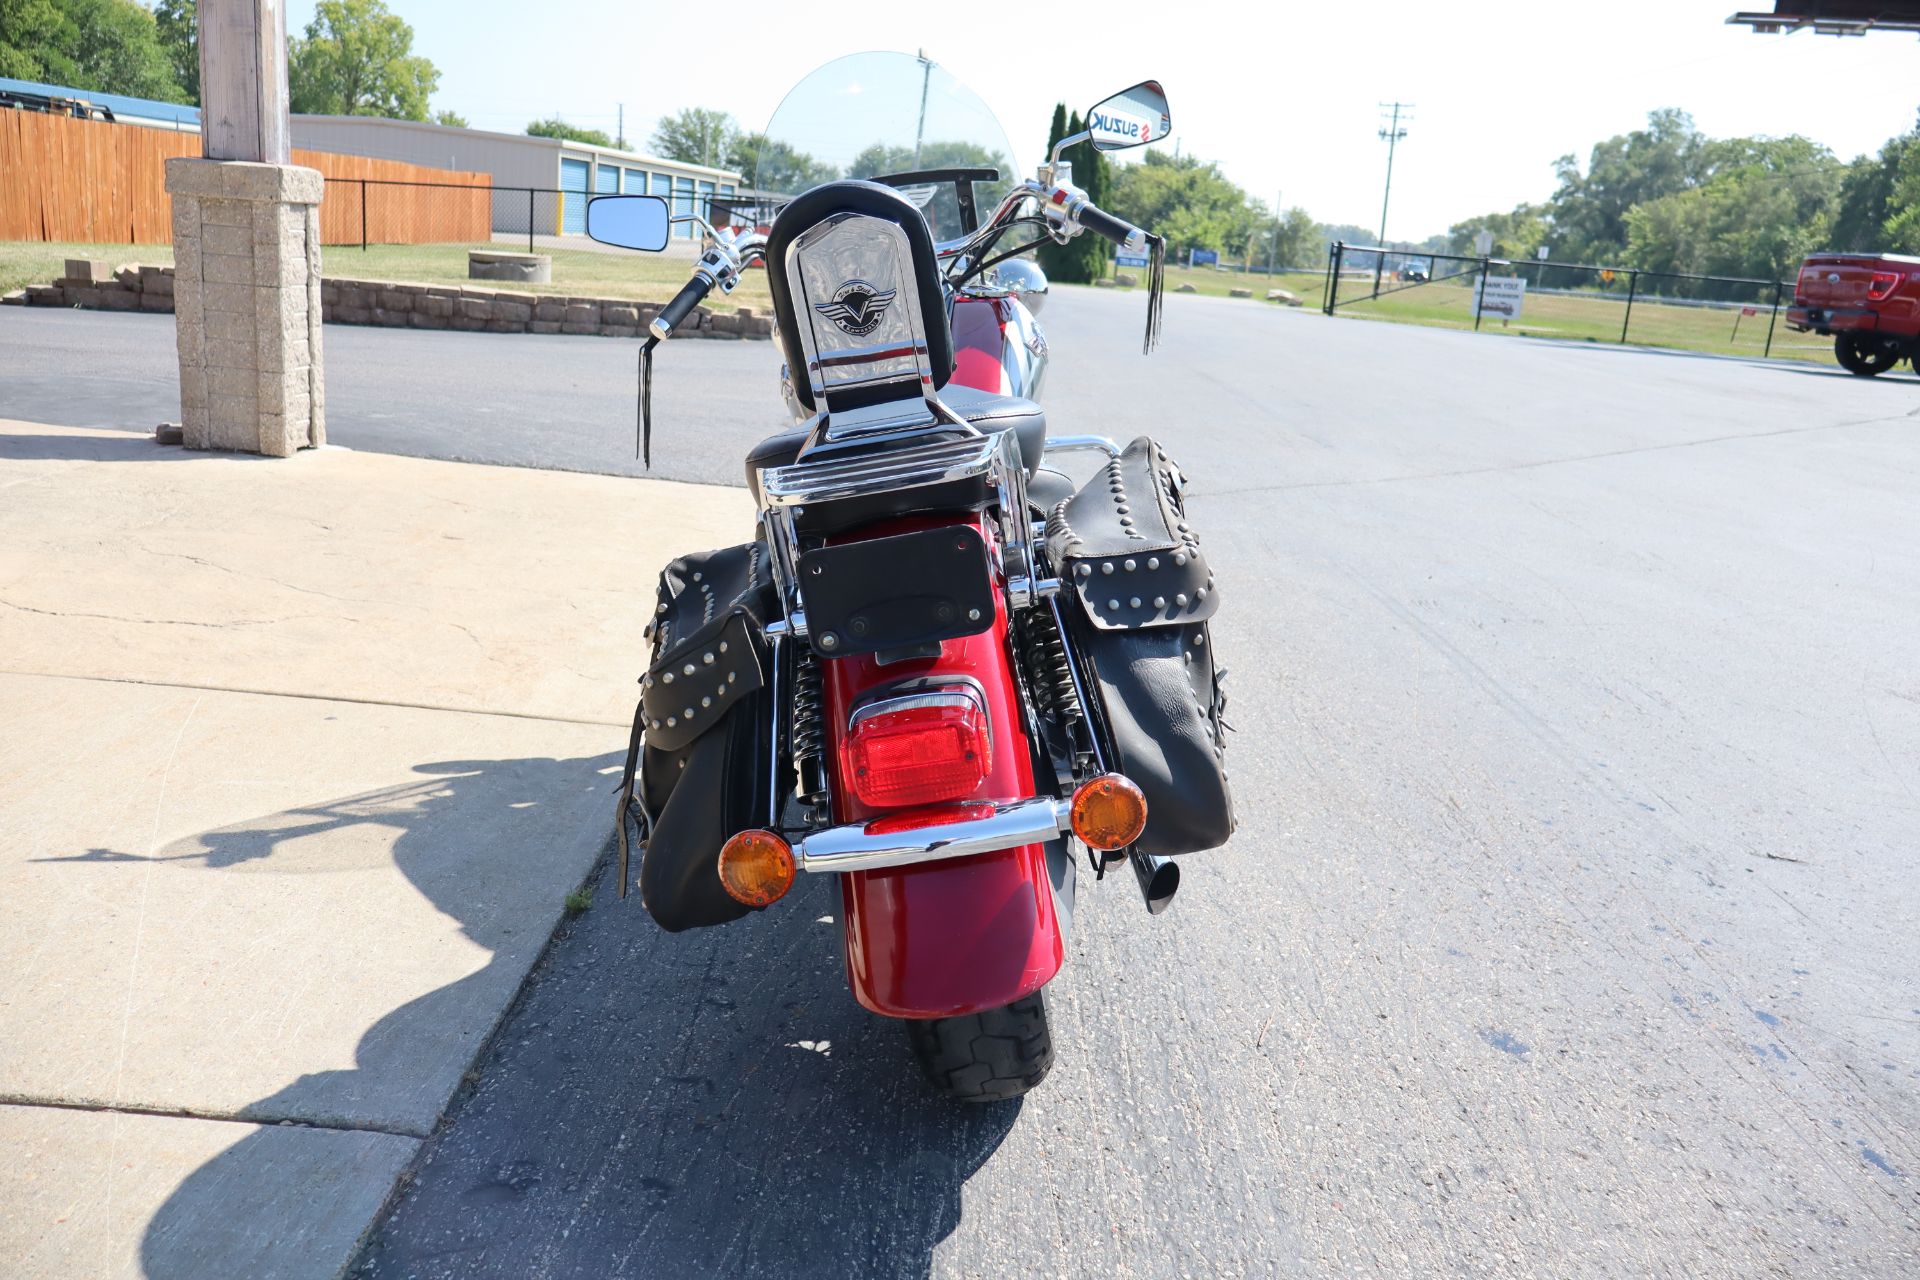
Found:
[636,335,658,467]
[1144,233,1166,355]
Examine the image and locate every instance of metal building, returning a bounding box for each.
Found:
[288,116,740,239]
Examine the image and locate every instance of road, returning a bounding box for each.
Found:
[7,294,1920,1277]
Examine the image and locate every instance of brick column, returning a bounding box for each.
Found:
[165,159,326,456]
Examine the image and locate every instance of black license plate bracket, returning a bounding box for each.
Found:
[799,525,995,656]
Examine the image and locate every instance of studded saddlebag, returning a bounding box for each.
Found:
[628,542,781,931]
[1044,437,1234,856]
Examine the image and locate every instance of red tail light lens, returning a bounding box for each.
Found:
[1868,271,1903,302]
[1795,266,1813,300]
[842,696,992,809]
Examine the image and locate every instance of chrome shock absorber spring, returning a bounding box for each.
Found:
[790,643,829,805]
[1034,606,1083,729]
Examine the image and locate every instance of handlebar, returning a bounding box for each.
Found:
[650,274,715,341]
[1074,202,1145,253]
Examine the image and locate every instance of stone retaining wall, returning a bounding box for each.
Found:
[2,260,773,340]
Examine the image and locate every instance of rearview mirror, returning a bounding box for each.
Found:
[586,194,671,252]
[1086,81,1171,152]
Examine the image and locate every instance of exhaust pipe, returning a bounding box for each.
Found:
[1128,848,1179,915]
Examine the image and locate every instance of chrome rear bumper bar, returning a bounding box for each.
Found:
[793,797,1072,875]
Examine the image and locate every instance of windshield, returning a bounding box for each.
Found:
[750,51,1020,242]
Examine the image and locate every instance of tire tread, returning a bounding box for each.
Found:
[906,992,1054,1102]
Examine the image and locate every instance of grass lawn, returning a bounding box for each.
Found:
[0,239,771,312]
[0,241,175,296]
[1078,259,1833,365]
[1324,274,1831,363]
[318,242,773,312]
[1094,259,1323,302]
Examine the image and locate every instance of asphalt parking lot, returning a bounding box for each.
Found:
[6,293,1918,1277]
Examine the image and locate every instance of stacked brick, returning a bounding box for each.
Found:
[7,260,176,311]
[6,268,775,341]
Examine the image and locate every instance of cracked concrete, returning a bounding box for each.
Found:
[0,421,751,1278]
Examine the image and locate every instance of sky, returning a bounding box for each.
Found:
[285,0,1920,240]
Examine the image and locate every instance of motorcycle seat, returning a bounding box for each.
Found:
[744,383,1047,498]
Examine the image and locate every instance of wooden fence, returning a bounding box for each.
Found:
[0,109,490,246]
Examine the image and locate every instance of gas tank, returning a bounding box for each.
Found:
[948,291,1050,403]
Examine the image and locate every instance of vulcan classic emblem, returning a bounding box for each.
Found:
[814,280,897,336]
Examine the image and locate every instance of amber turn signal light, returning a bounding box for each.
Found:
[717,829,795,907]
[1069,774,1148,851]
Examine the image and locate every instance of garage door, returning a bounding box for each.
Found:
[560,156,590,235]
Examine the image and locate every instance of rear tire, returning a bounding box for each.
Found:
[906,991,1054,1102]
[1835,333,1900,376]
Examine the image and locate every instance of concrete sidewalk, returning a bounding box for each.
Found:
[0,422,751,1278]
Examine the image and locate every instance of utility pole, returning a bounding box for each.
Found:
[1268,189,1281,275]
[913,49,933,167]
[616,102,624,150]
[1373,101,1411,299]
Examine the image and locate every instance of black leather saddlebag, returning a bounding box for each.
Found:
[626,542,781,931]
[1043,437,1234,856]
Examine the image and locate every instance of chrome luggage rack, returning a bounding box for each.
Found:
[757,425,1038,630]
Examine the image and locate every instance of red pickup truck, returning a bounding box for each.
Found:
[1788,253,1920,376]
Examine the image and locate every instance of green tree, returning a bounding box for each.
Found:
[1446,204,1550,258]
[1624,136,1843,287]
[431,107,467,128]
[525,116,611,147]
[727,132,836,193]
[288,0,438,121]
[150,0,195,101]
[1266,206,1317,270]
[1830,118,1920,254]
[1885,135,1920,254]
[1108,151,1255,262]
[1549,108,1709,261]
[650,107,737,168]
[1033,105,1115,283]
[0,0,189,102]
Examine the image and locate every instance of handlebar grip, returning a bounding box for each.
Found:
[1077,202,1144,251]
[650,275,714,339]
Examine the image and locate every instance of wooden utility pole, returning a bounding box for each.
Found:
[195,0,292,163]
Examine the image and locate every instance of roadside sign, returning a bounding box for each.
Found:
[1471,274,1527,320]
[1473,230,1494,255]
[1116,251,1150,268]
[1190,248,1220,267]
[1537,245,1550,260]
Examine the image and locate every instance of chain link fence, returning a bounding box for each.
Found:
[1322,244,1830,362]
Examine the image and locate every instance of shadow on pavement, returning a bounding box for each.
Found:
[352,848,1022,1280]
[119,751,622,1279]
[0,431,203,462]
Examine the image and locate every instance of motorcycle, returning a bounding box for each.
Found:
[590,54,1233,1101]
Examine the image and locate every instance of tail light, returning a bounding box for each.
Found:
[1868,271,1903,302]
[841,688,992,809]
[1795,266,1813,301]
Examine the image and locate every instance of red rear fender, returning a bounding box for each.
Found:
[821,516,1065,1018]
